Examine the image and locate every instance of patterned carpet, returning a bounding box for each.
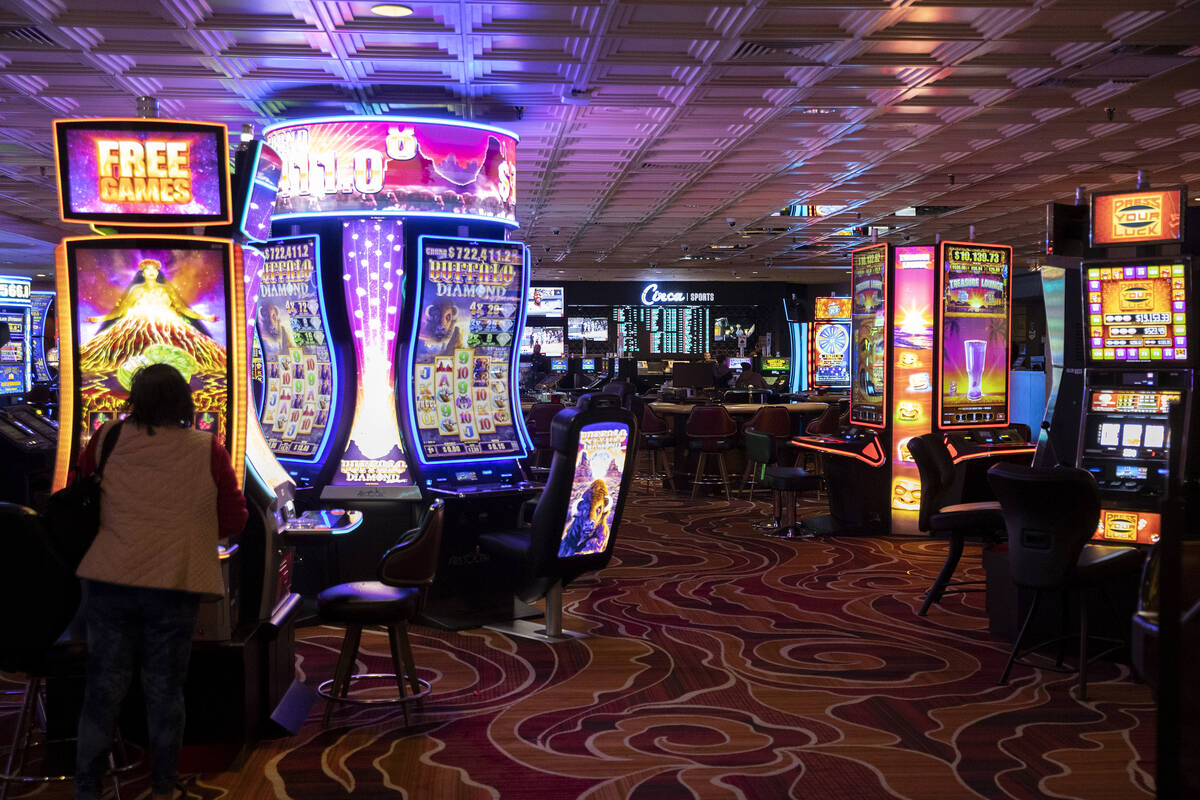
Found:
[6,490,1156,799]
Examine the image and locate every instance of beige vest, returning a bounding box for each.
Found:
[77,423,224,597]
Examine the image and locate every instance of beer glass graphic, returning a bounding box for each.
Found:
[964,339,987,400]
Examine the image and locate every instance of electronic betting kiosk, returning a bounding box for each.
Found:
[1075,186,1194,545]
[51,117,301,755]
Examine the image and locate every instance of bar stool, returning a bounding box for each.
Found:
[761,460,824,539]
[637,404,676,494]
[685,405,738,501]
[740,406,791,497]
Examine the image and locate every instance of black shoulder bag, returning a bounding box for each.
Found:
[44,420,124,570]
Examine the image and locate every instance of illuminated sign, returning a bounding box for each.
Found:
[809,322,851,387]
[0,276,32,303]
[1,277,35,395]
[238,142,282,243]
[1086,264,1188,365]
[30,291,54,384]
[53,118,231,226]
[1095,509,1160,545]
[256,235,339,464]
[640,283,715,306]
[814,296,851,320]
[937,241,1011,429]
[850,243,888,427]
[264,116,517,223]
[558,421,630,559]
[1091,187,1185,246]
[406,235,528,464]
[890,246,935,534]
[328,219,413,488]
[53,236,245,489]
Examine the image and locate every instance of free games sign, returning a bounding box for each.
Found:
[408,235,527,463]
[1091,187,1185,246]
[54,118,231,226]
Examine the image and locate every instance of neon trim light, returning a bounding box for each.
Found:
[329,218,413,487]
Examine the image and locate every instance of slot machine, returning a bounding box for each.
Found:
[29,290,56,387]
[760,357,790,390]
[1073,186,1194,545]
[50,116,301,755]
[0,275,32,398]
[790,296,851,394]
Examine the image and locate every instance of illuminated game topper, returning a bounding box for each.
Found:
[0,275,32,396]
[256,235,339,464]
[1086,263,1189,365]
[53,118,232,226]
[937,241,1011,429]
[814,296,851,321]
[53,235,246,489]
[407,235,529,464]
[1091,186,1186,247]
[263,117,518,224]
[850,243,889,427]
[558,421,630,559]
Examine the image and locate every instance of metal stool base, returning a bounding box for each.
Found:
[318,673,431,705]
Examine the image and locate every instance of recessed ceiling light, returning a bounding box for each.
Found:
[35,273,47,277]
[371,4,414,17]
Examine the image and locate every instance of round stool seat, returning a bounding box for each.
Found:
[643,433,674,449]
[318,582,421,624]
[763,466,821,492]
[688,436,736,452]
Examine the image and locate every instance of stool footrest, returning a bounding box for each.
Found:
[318,674,431,705]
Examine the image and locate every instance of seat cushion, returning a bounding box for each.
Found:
[478,529,533,562]
[931,501,1005,534]
[1074,544,1145,585]
[317,582,420,624]
[643,433,674,449]
[688,437,736,452]
[763,466,822,492]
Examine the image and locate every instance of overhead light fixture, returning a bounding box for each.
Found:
[35,273,47,277]
[371,4,414,17]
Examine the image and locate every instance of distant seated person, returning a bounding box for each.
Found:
[735,369,768,389]
[526,343,551,387]
[696,352,733,389]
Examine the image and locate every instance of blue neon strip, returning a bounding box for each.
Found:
[237,144,262,241]
[403,234,531,468]
[260,235,342,470]
[272,208,519,227]
[262,115,519,142]
[789,321,806,393]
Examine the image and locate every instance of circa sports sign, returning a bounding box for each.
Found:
[639,283,715,306]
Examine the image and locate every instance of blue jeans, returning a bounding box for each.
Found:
[75,580,200,799]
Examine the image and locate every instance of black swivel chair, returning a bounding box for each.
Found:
[601,380,636,409]
[317,499,445,726]
[908,433,1006,616]
[478,393,638,641]
[987,463,1144,699]
[745,431,822,539]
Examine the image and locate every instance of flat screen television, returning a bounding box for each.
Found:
[527,286,564,317]
[568,317,609,341]
[581,358,596,371]
[519,325,564,357]
[550,357,567,371]
[727,357,752,371]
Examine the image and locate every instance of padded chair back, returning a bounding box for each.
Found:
[745,406,791,438]
[804,403,840,435]
[529,402,564,447]
[0,503,81,673]
[685,405,737,439]
[735,371,768,389]
[524,393,639,591]
[641,404,669,435]
[987,463,1101,590]
[907,433,956,532]
[601,380,635,409]
[378,499,445,587]
[744,430,776,466]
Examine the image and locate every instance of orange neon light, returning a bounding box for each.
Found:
[52,244,75,491]
[949,446,1035,464]
[791,435,887,467]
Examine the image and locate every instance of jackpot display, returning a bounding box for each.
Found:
[0,275,32,396]
[850,244,888,426]
[54,236,245,485]
[53,119,231,226]
[1086,263,1188,364]
[407,236,527,462]
[256,235,338,463]
[558,421,630,559]
[938,242,1011,428]
[265,117,517,224]
[809,296,851,388]
[1091,187,1185,247]
[527,286,564,317]
[30,291,55,383]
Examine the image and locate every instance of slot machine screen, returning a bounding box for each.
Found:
[558,421,630,559]
[1085,263,1189,366]
[581,358,596,371]
[527,286,564,317]
[568,317,609,342]
[727,357,752,372]
[520,326,564,357]
[256,235,338,463]
[850,244,888,426]
[809,321,851,387]
[54,119,232,226]
[236,142,282,243]
[30,291,55,383]
[408,236,528,462]
[637,360,649,371]
[58,236,241,459]
[550,357,567,372]
[0,275,31,396]
[938,242,1011,428]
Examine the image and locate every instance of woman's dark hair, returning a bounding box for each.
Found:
[125,363,194,433]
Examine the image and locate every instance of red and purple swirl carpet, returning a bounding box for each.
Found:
[9,492,1157,798]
